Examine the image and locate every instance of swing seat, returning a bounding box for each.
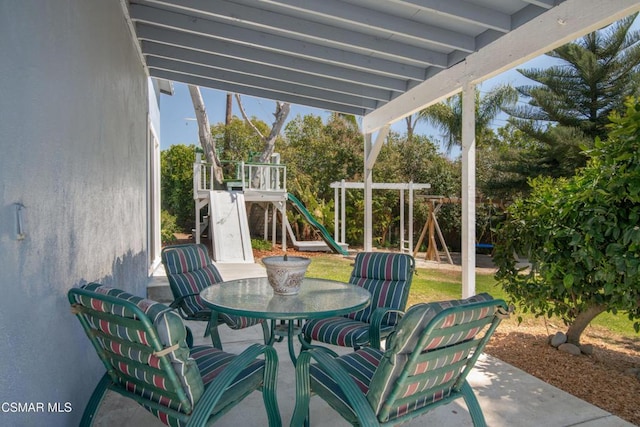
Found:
[475,243,494,249]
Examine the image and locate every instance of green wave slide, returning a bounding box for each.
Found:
[287,193,348,255]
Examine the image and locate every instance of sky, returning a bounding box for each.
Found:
[158,55,556,154]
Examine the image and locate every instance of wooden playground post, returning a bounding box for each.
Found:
[413,196,456,264]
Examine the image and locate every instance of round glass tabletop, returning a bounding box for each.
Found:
[200,277,370,320]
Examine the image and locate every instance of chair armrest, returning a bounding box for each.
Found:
[369,307,405,349]
[186,344,281,427]
[291,348,379,427]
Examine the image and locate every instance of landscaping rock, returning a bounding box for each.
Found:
[580,344,594,355]
[550,331,567,348]
[624,367,640,377]
[558,343,582,355]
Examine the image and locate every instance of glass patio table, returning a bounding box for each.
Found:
[200,277,371,363]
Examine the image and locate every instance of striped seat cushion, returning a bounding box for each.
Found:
[162,244,264,328]
[368,293,495,422]
[347,252,413,325]
[309,347,384,425]
[162,244,224,316]
[146,346,266,427]
[301,317,395,348]
[74,284,204,414]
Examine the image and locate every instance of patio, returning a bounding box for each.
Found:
[6,2,640,426]
[94,262,633,427]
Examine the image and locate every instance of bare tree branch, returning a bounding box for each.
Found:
[235,94,265,140]
[259,102,290,163]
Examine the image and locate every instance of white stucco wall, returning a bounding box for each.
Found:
[0,1,149,424]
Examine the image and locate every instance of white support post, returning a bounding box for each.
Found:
[272,203,277,247]
[409,181,414,254]
[281,200,287,252]
[461,82,476,298]
[400,189,405,252]
[264,205,269,241]
[341,180,346,245]
[334,185,339,242]
[364,133,373,252]
[364,126,390,252]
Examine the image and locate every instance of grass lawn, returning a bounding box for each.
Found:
[306,254,639,339]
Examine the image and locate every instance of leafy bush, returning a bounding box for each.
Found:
[161,144,196,231]
[161,210,179,244]
[251,238,272,251]
[494,98,640,345]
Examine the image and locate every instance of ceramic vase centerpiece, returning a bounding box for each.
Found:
[262,255,311,295]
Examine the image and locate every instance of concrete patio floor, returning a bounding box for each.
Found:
[94,262,634,427]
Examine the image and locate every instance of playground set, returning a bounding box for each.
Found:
[192,154,456,263]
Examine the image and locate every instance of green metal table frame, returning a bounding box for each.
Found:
[200,277,371,363]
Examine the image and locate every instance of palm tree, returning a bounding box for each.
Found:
[418,85,517,153]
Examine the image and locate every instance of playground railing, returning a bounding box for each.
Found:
[194,158,286,193]
[242,162,286,192]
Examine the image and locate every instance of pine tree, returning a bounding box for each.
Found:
[503,14,640,176]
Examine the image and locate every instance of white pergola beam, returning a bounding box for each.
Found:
[136,26,408,92]
[258,0,476,52]
[131,4,428,80]
[143,42,393,101]
[363,0,640,133]
[150,69,369,116]
[365,125,391,171]
[147,57,380,109]
[165,0,449,67]
[388,0,511,32]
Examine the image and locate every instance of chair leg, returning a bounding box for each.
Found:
[79,373,111,427]
[461,381,487,427]
[206,317,223,350]
[290,352,312,427]
[260,321,271,346]
[261,346,282,427]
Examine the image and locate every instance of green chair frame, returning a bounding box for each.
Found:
[161,243,270,349]
[301,252,415,351]
[69,284,281,427]
[291,295,508,427]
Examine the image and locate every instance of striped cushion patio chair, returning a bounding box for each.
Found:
[161,244,270,349]
[301,252,415,350]
[68,283,280,427]
[291,294,509,427]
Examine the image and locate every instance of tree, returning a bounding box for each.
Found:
[418,85,517,152]
[376,131,461,248]
[493,98,640,345]
[211,117,268,162]
[235,95,290,163]
[188,85,224,188]
[503,14,640,177]
[161,144,197,230]
[278,113,364,243]
[282,113,363,201]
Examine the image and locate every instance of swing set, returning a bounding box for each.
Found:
[412,196,502,264]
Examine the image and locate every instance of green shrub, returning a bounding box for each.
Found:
[161,210,179,244]
[251,238,272,251]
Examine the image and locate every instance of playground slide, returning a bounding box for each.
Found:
[287,193,348,255]
[209,190,254,263]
